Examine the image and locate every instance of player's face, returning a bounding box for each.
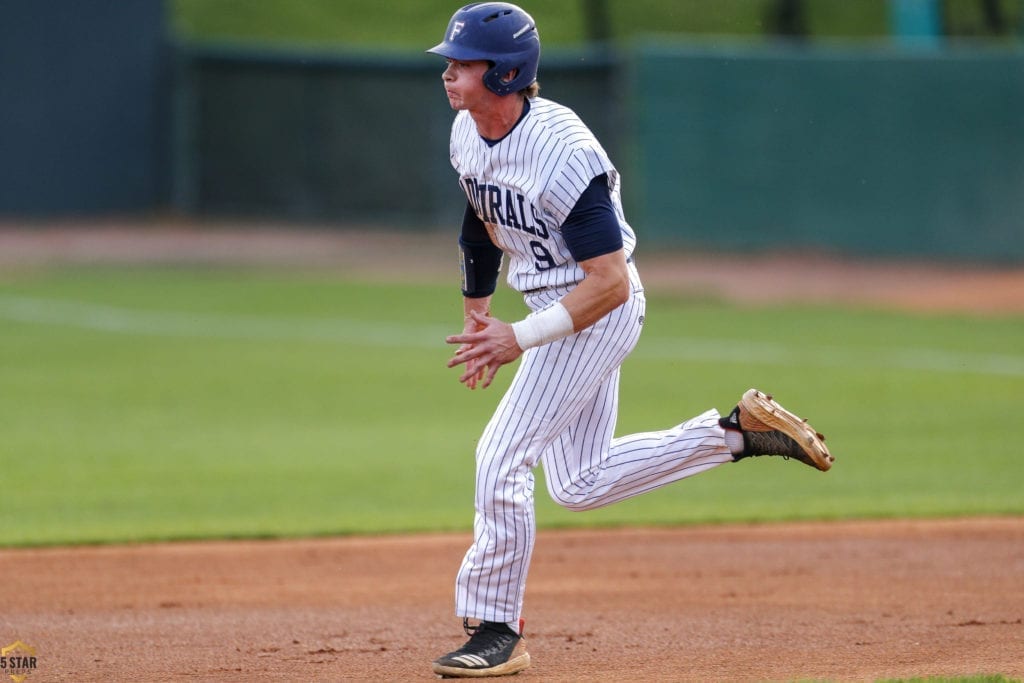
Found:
[441,59,492,111]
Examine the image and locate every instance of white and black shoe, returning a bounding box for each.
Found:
[432,619,531,678]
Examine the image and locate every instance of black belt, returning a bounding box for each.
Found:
[522,284,563,295]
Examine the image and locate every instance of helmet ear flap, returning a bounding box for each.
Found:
[497,67,519,86]
[484,58,532,96]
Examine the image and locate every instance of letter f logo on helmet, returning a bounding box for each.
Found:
[450,21,465,41]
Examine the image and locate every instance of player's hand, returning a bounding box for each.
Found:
[454,314,488,390]
[446,310,522,389]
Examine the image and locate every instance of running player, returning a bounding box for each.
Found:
[428,3,834,677]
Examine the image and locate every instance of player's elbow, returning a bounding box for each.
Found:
[581,251,631,310]
[601,269,630,309]
[611,272,631,307]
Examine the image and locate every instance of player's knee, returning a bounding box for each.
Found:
[545,482,593,512]
[551,496,595,512]
[475,486,519,513]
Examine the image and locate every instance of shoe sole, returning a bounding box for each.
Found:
[432,652,531,678]
[740,389,834,472]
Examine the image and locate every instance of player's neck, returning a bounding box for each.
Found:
[470,95,526,141]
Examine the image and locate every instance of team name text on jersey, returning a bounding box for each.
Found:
[463,177,549,239]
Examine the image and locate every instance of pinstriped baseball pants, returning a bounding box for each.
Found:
[454,271,735,624]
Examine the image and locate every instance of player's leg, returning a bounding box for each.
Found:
[439,386,540,678]
[541,384,833,512]
[453,420,537,624]
[451,290,645,626]
[541,375,734,512]
[522,284,730,511]
[539,377,833,511]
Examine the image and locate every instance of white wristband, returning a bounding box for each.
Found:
[511,302,574,350]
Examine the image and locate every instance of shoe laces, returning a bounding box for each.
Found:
[461,619,517,650]
[745,430,813,466]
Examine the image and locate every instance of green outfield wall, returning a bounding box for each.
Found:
[0,1,168,214]
[173,41,1023,261]
[632,42,1024,261]
[3,20,1020,262]
[173,45,619,229]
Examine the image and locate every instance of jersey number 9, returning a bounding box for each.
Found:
[530,240,556,271]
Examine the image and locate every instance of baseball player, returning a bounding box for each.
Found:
[428,3,834,677]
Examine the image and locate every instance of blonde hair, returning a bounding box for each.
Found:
[521,82,540,99]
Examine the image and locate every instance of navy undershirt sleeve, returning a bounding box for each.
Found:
[459,201,503,298]
[561,174,624,263]
[460,201,490,242]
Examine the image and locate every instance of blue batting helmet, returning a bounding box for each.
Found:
[427,3,540,97]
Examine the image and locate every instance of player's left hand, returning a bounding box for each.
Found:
[446,310,522,389]
[453,312,489,390]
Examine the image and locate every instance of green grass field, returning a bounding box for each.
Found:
[170,0,1021,49]
[170,0,891,48]
[1,265,1021,547]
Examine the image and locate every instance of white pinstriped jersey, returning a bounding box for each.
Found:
[449,97,637,293]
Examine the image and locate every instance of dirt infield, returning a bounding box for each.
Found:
[1,519,1022,681]
[2,224,1022,681]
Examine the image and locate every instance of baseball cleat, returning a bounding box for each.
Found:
[432,619,531,678]
[721,389,834,471]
